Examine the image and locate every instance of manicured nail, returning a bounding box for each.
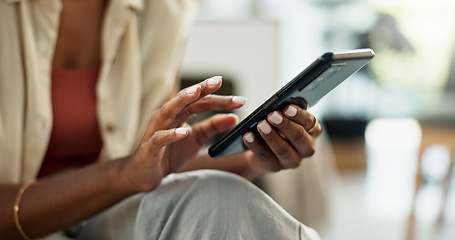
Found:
[175,127,189,136]
[186,85,200,95]
[269,111,283,125]
[258,121,272,134]
[285,106,297,117]
[226,113,239,124]
[232,96,248,105]
[245,132,255,143]
[207,76,222,86]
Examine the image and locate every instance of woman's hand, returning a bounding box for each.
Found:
[241,104,322,175]
[121,76,246,193]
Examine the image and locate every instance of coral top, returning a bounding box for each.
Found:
[38,69,103,178]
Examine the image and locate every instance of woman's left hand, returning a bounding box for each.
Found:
[241,105,322,174]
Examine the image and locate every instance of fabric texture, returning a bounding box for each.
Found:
[38,69,102,178]
[68,170,321,240]
[0,0,200,183]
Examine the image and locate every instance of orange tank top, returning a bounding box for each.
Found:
[38,69,103,178]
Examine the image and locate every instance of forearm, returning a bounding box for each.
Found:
[179,150,266,180]
[0,157,135,239]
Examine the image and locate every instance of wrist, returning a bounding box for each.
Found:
[14,180,37,240]
[243,152,269,180]
[113,154,164,194]
[109,156,141,197]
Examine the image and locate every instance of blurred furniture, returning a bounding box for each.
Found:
[323,118,369,170]
[406,123,455,240]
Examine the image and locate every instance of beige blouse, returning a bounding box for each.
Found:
[0,0,200,183]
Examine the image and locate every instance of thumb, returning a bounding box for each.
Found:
[191,114,238,146]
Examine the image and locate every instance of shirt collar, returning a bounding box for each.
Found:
[113,0,143,12]
[2,0,143,12]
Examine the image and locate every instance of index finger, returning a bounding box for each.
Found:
[144,76,223,137]
[142,85,200,140]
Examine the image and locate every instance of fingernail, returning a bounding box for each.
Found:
[269,111,283,125]
[226,113,239,124]
[232,96,248,105]
[285,106,297,117]
[186,85,200,95]
[207,76,222,86]
[245,132,255,143]
[175,127,189,136]
[258,121,272,134]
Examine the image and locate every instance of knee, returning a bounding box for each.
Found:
[135,170,264,233]
[190,169,255,191]
[185,170,264,200]
[179,170,269,214]
[135,170,308,240]
[139,169,261,204]
[142,169,266,212]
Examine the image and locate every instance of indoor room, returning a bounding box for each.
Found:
[2,0,455,239]
[181,0,455,239]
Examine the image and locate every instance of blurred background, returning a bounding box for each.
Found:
[180,0,455,239]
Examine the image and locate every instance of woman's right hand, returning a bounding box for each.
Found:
[0,77,245,238]
[119,77,245,193]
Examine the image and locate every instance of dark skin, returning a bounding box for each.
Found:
[51,0,106,69]
[0,1,322,239]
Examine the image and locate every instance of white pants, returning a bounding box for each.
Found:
[50,170,320,240]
